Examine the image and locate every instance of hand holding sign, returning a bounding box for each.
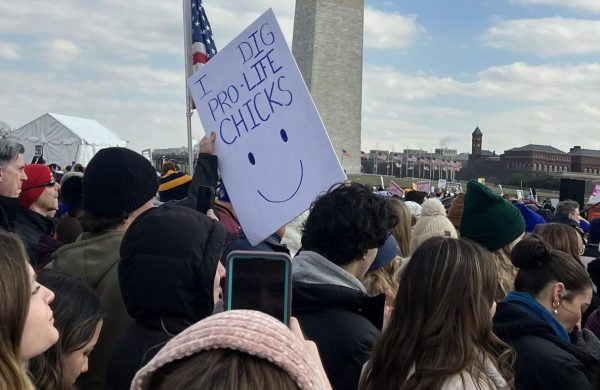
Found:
[188,9,345,245]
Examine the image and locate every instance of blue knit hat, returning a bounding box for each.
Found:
[515,203,546,233]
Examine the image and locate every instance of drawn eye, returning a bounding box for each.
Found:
[280,129,288,142]
[248,152,256,165]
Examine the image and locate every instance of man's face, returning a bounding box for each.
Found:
[0,154,27,198]
[569,208,580,222]
[33,181,60,214]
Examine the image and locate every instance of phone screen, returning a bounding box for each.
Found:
[227,255,290,324]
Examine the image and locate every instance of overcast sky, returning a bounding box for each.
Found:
[2,0,600,155]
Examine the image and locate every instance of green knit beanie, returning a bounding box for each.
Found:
[459,180,525,252]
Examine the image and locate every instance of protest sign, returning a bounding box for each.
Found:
[416,180,431,193]
[188,9,345,245]
[516,190,524,200]
[437,179,447,190]
[477,178,486,184]
[388,180,404,198]
[589,181,600,205]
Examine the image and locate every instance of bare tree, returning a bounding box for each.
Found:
[0,120,12,139]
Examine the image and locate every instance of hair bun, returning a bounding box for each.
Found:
[511,235,551,269]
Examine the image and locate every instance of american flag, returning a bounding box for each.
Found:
[191,1,217,75]
[377,152,387,161]
[361,151,369,160]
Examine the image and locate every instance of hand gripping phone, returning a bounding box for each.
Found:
[225,250,292,325]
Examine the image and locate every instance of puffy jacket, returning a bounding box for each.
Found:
[106,204,226,389]
[494,299,597,389]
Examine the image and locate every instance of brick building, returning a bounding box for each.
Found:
[570,146,600,175]
[502,145,571,173]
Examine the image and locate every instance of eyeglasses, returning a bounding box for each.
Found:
[23,178,57,191]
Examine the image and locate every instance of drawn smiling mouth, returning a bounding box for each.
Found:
[257,160,304,203]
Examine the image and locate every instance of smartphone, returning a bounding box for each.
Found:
[225,250,292,325]
[196,185,215,214]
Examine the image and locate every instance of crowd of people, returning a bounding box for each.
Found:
[1,135,600,389]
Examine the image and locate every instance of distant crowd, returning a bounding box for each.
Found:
[2,135,600,389]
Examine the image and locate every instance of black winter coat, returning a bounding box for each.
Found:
[14,207,62,268]
[292,282,384,390]
[494,300,597,390]
[106,204,226,390]
[0,194,19,232]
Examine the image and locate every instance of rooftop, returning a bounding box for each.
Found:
[569,147,600,157]
[505,144,566,154]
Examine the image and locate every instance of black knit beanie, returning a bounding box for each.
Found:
[82,148,158,217]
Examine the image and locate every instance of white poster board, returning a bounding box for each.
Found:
[437,179,447,190]
[516,190,524,200]
[188,9,346,245]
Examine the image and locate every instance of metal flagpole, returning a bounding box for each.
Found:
[183,0,194,175]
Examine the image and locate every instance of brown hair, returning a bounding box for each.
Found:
[30,270,102,390]
[0,233,35,390]
[78,211,129,233]
[492,245,518,301]
[161,161,179,176]
[360,237,513,390]
[512,235,591,300]
[535,223,583,266]
[389,198,412,257]
[149,349,300,390]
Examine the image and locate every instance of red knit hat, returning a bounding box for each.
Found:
[20,164,53,208]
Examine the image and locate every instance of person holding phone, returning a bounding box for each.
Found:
[106,203,226,390]
[292,182,398,389]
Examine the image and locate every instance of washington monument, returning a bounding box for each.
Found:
[292,0,364,174]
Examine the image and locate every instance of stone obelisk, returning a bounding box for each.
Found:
[292,0,363,174]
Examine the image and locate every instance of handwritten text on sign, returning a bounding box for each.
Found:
[187,9,345,245]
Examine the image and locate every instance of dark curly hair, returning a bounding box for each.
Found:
[301,182,398,266]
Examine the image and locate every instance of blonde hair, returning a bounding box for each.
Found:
[363,259,401,303]
[389,199,412,257]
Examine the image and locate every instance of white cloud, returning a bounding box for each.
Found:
[511,0,600,13]
[44,39,80,65]
[360,62,600,152]
[0,43,21,59]
[364,8,426,49]
[482,18,600,57]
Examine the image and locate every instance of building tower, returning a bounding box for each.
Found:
[292,0,364,174]
[471,126,482,159]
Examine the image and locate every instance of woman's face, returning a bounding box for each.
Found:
[558,288,592,333]
[20,265,59,360]
[63,321,103,385]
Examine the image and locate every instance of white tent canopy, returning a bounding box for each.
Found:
[12,113,127,167]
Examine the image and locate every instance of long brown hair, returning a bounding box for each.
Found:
[360,237,513,390]
[535,223,584,266]
[30,270,102,390]
[0,233,35,390]
[149,349,300,389]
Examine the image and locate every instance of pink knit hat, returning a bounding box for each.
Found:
[131,310,327,389]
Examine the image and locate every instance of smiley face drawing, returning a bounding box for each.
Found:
[248,128,304,203]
